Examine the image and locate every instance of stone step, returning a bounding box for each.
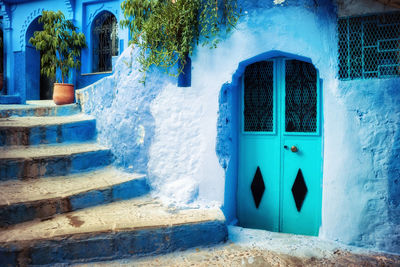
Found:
[0,167,149,227]
[0,114,97,146]
[0,143,113,181]
[0,197,227,266]
[0,100,80,118]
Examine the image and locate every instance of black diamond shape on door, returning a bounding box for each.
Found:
[251,166,265,208]
[291,169,308,212]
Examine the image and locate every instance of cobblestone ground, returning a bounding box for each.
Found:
[76,242,400,267]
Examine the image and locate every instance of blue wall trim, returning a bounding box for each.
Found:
[77,72,113,89]
[178,56,191,87]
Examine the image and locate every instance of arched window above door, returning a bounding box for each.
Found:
[92,11,119,73]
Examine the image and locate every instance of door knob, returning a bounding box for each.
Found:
[291,146,298,153]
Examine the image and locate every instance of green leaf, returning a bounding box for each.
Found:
[120,0,241,83]
[29,10,87,81]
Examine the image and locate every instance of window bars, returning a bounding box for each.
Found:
[93,12,119,72]
[244,61,274,132]
[338,12,400,80]
[285,60,317,133]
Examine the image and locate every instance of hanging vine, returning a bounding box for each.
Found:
[120,0,240,81]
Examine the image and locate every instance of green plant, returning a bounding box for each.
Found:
[29,10,87,83]
[120,0,240,81]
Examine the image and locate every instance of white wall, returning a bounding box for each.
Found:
[77,0,400,253]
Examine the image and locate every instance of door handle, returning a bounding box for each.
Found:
[283,145,298,152]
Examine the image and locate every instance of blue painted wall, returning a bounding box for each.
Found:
[1,1,398,255]
[77,55,175,174]
[77,71,112,89]
[323,78,400,252]
[56,0,400,254]
[216,82,239,226]
[0,0,129,103]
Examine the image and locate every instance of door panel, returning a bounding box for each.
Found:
[281,59,322,235]
[281,136,321,235]
[238,57,322,236]
[25,46,40,100]
[238,61,280,231]
[238,136,280,231]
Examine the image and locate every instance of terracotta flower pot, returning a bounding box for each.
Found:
[53,83,74,105]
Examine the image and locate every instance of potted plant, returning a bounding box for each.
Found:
[120,0,240,85]
[29,10,86,105]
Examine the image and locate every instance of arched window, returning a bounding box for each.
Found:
[92,12,118,72]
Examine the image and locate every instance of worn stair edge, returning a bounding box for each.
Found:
[0,101,80,118]
[0,197,227,265]
[0,117,97,146]
[0,221,228,266]
[0,146,113,181]
[0,174,149,227]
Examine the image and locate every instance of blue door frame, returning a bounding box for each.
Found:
[237,57,323,236]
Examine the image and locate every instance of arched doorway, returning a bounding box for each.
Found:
[236,54,323,236]
[25,17,53,100]
[91,11,118,72]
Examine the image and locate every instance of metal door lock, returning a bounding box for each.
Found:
[291,145,298,153]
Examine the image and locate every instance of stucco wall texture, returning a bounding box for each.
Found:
[324,78,400,252]
[77,0,400,254]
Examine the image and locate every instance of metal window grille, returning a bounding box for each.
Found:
[93,13,119,72]
[285,60,317,133]
[244,61,274,132]
[338,12,400,80]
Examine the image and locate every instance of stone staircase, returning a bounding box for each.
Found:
[0,101,227,266]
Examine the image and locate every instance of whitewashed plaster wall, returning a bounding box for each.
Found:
[77,0,400,253]
[322,78,400,252]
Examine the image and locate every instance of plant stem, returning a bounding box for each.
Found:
[59,59,64,83]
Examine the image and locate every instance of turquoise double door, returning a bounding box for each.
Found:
[237,58,322,236]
